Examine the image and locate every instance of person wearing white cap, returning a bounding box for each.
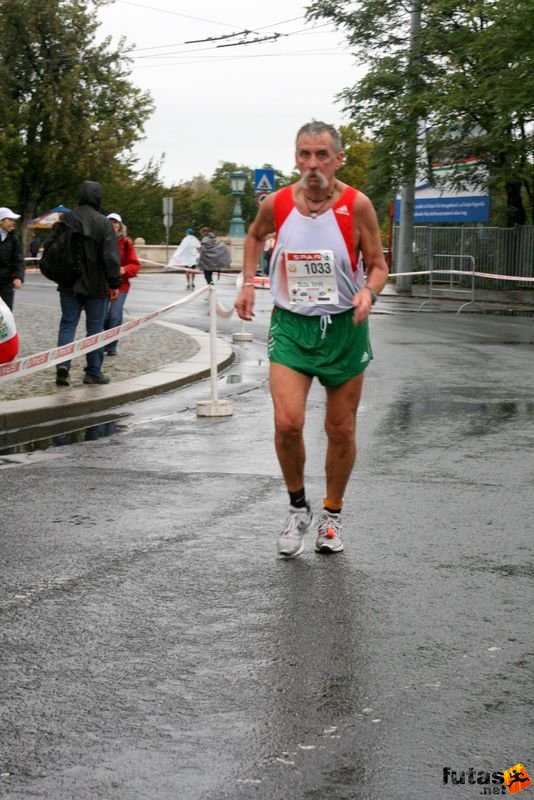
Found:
[103,212,140,356]
[0,207,24,310]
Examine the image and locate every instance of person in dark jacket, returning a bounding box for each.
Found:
[197,227,231,285]
[29,230,41,259]
[0,207,25,310]
[55,181,120,387]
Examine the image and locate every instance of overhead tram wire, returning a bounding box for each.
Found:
[115,0,248,29]
[216,34,283,49]
[122,13,311,57]
[128,22,337,62]
[185,30,252,45]
[132,49,350,70]
[116,1,305,36]
[129,17,303,53]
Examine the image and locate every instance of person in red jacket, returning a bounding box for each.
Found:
[103,213,140,356]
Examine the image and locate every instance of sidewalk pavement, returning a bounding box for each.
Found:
[0,302,233,431]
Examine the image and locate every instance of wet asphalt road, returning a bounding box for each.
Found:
[1,277,533,799]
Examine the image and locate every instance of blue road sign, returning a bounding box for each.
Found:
[394,195,490,224]
[254,169,275,194]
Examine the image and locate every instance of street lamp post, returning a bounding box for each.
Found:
[228,172,247,237]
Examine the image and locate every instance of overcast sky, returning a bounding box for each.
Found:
[97,0,364,185]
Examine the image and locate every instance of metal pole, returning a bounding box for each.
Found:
[397,183,416,293]
[196,284,234,416]
[427,226,433,298]
[470,256,476,304]
[209,283,218,403]
[395,0,422,294]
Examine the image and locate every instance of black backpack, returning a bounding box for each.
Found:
[40,215,85,288]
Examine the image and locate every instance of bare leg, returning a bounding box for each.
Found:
[324,373,365,505]
[270,363,313,492]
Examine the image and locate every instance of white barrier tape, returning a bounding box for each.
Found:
[215,302,235,319]
[215,273,270,318]
[0,285,209,383]
[150,259,272,288]
[394,268,534,283]
[143,258,235,277]
[472,270,534,282]
[142,257,174,267]
[160,264,245,283]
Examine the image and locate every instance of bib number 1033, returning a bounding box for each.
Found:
[301,260,332,275]
[285,250,339,305]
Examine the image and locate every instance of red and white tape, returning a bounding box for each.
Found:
[0,286,212,383]
[394,268,534,282]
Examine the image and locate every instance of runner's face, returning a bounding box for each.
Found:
[295,132,344,189]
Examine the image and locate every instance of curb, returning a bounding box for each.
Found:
[0,323,235,431]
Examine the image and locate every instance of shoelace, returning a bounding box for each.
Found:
[319,314,332,340]
[282,508,310,536]
[319,513,340,539]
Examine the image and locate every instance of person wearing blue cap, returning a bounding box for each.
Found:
[166,227,200,289]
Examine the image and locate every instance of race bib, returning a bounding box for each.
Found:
[285,250,339,305]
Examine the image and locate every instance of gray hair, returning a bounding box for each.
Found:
[296,121,343,153]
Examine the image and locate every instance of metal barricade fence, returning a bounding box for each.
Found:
[394,224,534,288]
[418,254,483,314]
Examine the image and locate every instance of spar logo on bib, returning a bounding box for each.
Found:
[286,252,325,273]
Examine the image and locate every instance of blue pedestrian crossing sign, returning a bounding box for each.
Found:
[254,169,275,194]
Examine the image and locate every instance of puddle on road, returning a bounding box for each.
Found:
[379,398,534,441]
[0,413,131,457]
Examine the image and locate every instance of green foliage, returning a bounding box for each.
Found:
[307,0,534,224]
[337,125,372,191]
[0,0,310,245]
[0,0,154,233]
[90,159,299,246]
[100,158,168,243]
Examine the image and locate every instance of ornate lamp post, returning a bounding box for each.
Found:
[228,171,247,237]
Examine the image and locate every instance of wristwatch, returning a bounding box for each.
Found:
[364,286,378,305]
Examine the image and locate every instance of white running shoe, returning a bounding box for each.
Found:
[315,510,344,553]
[277,504,313,559]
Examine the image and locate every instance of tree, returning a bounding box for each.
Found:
[99,161,298,247]
[337,125,370,189]
[0,0,154,239]
[210,162,260,231]
[100,158,168,244]
[307,0,534,225]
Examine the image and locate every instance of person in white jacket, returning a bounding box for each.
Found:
[166,228,200,289]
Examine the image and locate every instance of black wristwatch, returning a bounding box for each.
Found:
[364,286,378,305]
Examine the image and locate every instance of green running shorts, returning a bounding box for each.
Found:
[268,306,373,387]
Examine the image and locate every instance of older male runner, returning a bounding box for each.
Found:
[235,121,389,558]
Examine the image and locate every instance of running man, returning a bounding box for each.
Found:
[235,121,389,558]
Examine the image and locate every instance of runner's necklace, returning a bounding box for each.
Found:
[302,190,333,218]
